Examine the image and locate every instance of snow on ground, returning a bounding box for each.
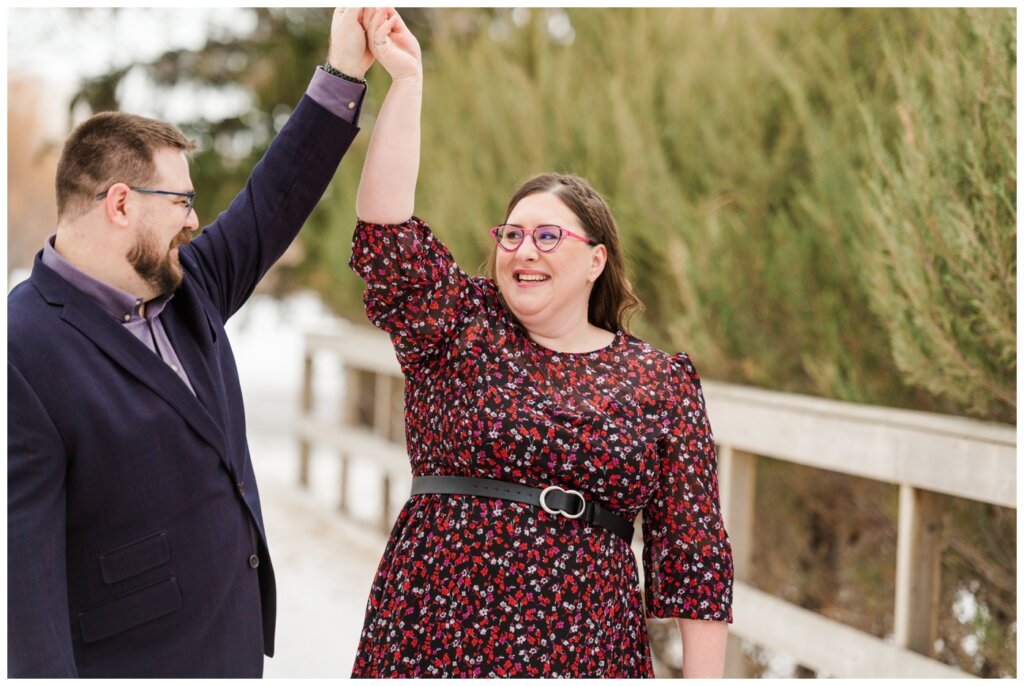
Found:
[226,292,388,678]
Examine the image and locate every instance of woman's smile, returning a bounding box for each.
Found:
[513,269,551,286]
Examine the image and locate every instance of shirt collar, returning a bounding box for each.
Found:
[41,234,173,322]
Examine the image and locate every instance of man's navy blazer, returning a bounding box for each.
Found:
[8,94,357,677]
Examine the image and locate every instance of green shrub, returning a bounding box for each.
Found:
[310,8,1014,421]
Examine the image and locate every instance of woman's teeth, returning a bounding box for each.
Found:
[516,274,549,282]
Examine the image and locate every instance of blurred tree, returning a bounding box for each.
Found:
[7,77,61,275]
[860,8,1016,421]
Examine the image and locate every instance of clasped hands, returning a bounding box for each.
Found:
[328,7,422,82]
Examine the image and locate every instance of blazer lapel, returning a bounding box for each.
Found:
[160,285,230,439]
[57,285,229,463]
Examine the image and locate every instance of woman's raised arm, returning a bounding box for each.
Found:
[356,8,422,224]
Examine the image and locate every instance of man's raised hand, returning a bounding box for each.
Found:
[328,7,374,80]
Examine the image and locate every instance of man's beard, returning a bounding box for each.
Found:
[127,222,190,297]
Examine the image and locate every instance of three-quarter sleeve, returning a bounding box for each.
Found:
[641,352,733,622]
[349,217,484,370]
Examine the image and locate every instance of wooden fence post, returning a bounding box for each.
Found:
[298,348,314,488]
[374,373,394,534]
[380,472,393,536]
[388,376,406,445]
[338,367,359,514]
[719,444,757,678]
[894,485,944,655]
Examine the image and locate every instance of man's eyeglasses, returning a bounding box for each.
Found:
[96,187,196,216]
[490,225,599,253]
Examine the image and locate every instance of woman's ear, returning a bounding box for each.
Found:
[588,244,607,283]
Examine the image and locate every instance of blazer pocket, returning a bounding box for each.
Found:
[99,531,170,585]
[78,576,182,644]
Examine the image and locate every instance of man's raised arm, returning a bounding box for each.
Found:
[185,7,374,320]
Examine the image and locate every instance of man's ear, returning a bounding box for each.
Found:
[102,183,133,228]
[588,244,607,283]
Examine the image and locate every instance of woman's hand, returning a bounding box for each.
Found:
[363,7,422,81]
[327,7,374,81]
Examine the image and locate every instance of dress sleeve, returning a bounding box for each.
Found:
[349,216,484,370]
[641,352,734,622]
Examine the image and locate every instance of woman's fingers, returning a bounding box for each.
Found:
[370,10,392,45]
[373,18,400,55]
[357,7,372,29]
[375,8,398,36]
[392,10,411,35]
[364,7,386,35]
[362,6,419,79]
[378,14,398,39]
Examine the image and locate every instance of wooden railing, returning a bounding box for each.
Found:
[296,324,1015,679]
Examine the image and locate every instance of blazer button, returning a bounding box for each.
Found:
[249,554,260,569]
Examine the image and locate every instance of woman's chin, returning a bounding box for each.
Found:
[499,281,554,322]
[507,297,550,324]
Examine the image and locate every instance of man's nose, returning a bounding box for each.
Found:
[185,209,200,231]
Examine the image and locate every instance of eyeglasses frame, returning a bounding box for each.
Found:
[96,187,196,216]
[489,224,599,253]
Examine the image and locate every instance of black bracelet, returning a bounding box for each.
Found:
[321,61,366,85]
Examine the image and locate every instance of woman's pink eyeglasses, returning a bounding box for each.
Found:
[490,225,599,253]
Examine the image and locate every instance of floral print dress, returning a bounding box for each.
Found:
[349,217,733,678]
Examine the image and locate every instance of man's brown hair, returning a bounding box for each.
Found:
[485,173,644,333]
[56,111,195,221]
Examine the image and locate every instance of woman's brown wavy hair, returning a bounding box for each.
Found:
[484,173,644,333]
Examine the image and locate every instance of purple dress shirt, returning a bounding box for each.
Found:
[40,68,365,395]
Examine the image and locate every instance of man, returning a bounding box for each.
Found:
[8,8,374,677]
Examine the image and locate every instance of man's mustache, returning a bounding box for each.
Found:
[171,229,193,248]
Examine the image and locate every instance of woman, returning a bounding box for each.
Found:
[350,8,733,678]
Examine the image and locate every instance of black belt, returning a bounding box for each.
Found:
[410,476,635,543]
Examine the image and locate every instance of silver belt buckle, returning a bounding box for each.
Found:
[539,485,586,520]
